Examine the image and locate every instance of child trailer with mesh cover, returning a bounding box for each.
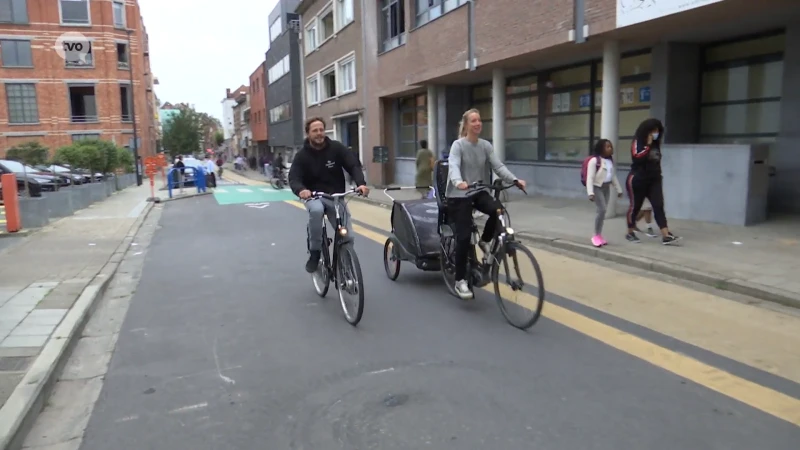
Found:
[382,186,442,280]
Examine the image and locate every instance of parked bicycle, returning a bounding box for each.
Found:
[304,188,365,326]
[437,176,545,330]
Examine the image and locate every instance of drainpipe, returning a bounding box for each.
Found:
[573,0,586,43]
[467,0,476,71]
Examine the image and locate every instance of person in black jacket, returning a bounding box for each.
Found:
[625,118,679,245]
[289,117,369,273]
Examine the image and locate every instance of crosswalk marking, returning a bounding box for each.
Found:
[260,188,272,192]
[215,189,227,193]
[236,188,252,193]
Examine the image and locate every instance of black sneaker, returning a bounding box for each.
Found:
[662,233,681,245]
[645,227,659,238]
[626,232,641,243]
[305,251,321,273]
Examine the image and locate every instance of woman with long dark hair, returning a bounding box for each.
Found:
[586,139,623,247]
[625,118,679,245]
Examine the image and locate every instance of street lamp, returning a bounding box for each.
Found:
[126,28,143,186]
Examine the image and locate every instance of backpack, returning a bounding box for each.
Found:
[580,156,601,187]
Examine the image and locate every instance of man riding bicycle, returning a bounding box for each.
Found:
[446,108,527,300]
[289,117,369,273]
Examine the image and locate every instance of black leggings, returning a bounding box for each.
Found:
[626,172,667,230]
[446,191,502,280]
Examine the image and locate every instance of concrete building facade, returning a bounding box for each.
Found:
[297,0,362,161]
[266,0,303,159]
[0,0,158,158]
[350,0,800,215]
[249,62,269,157]
[221,87,242,140]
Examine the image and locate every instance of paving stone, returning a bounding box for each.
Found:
[0,335,48,348]
[36,294,79,310]
[0,347,41,357]
[0,372,24,409]
[11,324,56,337]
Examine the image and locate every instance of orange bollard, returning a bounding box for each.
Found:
[1,173,22,232]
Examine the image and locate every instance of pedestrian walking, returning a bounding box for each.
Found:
[585,139,623,247]
[635,199,657,238]
[415,140,434,198]
[625,118,680,245]
[204,154,217,188]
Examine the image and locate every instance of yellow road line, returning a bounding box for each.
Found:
[284,199,800,427]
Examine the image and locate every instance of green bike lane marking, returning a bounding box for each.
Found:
[212,186,297,205]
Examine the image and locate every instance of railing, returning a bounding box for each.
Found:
[166,166,207,198]
[118,61,130,69]
[71,115,99,123]
[121,113,132,122]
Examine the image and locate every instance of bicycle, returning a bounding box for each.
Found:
[439,180,545,330]
[270,168,287,190]
[303,188,365,326]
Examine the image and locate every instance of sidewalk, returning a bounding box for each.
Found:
[0,183,154,449]
[230,167,800,307]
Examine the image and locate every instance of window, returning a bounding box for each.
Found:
[305,22,317,54]
[319,6,334,41]
[120,84,132,122]
[59,0,90,25]
[0,39,32,67]
[397,93,426,158]
[269,102,291,123]
[321,67,336,100]
[117,42,129,69]
[338,56,355,94]
[68,84,98,123]
[5,83,39,124]
[0,0,29,23]
[381,0,406,52]
[112,0,125,28]
[336,0,354,28]
[268,55,290,84]
[270,17,282,42]
[416,0,441,25]
[72,133,100,142]
[66,40,93,67]
[699,33,784,148]
[307,75,319,105]
[503,76,538,161]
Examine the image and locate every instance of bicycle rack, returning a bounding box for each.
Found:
[167,166,207,198]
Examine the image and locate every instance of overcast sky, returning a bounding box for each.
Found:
[139,0,280,121]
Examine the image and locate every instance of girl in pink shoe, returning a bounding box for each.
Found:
[587,139,623,247]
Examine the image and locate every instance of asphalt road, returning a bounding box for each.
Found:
[77,195,799,450]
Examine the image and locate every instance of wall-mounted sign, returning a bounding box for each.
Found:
[616,0,723,28]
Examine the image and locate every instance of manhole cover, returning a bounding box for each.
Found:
[0,356,32,372]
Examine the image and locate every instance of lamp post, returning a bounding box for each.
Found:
[126,28,143,186]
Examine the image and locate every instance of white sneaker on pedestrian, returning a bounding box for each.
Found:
[454,279,473,300]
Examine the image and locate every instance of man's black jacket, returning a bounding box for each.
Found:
[289,138,366,196]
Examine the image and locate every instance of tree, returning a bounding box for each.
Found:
[52,140,106,181]
[162,108,201,157]
[117,147,135,173]
[214,130,225,147]
[6,141,49,166]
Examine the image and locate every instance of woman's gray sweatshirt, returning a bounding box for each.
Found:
[445,137,517,198]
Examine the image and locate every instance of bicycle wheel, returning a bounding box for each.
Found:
[336,243,364,326]
[491,241,544,330]
[439,235,459,297]
[311,236,330,298]
[383,238,401,281]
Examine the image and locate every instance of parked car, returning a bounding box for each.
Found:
[0,162,44,197]
[174,157,204,186]
[35,164,86,185]
[0,160,56,195]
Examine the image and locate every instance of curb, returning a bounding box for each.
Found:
[160,191,213,202]
[0,200,156,450]
[348,195,800,309]
[0,230,33,240]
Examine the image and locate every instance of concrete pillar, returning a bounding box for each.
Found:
[427,84,438,156]
[601,40,620,219]
[491,68,506,181]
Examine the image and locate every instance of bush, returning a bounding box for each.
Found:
[6,141,49,166]
[117,147,135,173]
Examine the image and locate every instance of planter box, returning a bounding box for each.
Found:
[87,182,107,202]
[18,197,50,229]
[44,190,75,219]
[104,179,115,196]
[72,185,93,209]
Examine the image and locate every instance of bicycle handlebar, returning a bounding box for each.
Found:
[383,185,435,202]
[465,180,527,195]
[305,187,364,201]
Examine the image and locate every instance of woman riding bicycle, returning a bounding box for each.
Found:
[446,108,527,300]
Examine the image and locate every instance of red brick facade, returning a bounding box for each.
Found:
[0,0,158,158]
[249,63,268,143]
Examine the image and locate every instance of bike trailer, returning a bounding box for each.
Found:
[390,199,441,271]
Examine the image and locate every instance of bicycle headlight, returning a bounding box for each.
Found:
[339,228,348,236]
[505,227,515,235]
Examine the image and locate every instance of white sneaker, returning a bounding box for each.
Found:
[454,280,474,300]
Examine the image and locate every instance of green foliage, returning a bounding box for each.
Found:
[5,141,49,166]
[214,130,225,147]
[162,108,201,157]
[117,147,135,173]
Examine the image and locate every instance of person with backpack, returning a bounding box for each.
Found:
[582,139,623,247]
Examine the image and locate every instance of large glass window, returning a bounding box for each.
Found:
[0,0,30,24]
[381,0,406,52]
[59,0,89,25]
[397,93,426,158]
[542,65,592,162]
[5,83,39,124]
[699,33,784,147]
[504,75,538,161]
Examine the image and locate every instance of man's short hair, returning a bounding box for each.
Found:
[420,140,428,148]
[305,116,326,134]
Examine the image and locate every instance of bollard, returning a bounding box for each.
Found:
[1,173,22,232]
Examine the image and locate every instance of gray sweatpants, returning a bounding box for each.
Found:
[306,198,354,252]
[594,182,611,235]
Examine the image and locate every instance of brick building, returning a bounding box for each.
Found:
[248,62,269,158]
[297,0,361,161]
[329,0,799,214]
[0,0,158,158]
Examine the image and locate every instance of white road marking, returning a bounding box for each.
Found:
[114,415,139,423]
[236,188,252,193]
[169,402,209,414]
[367,367,395,375]
[212,337,236,385]
[215,189,227,193]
